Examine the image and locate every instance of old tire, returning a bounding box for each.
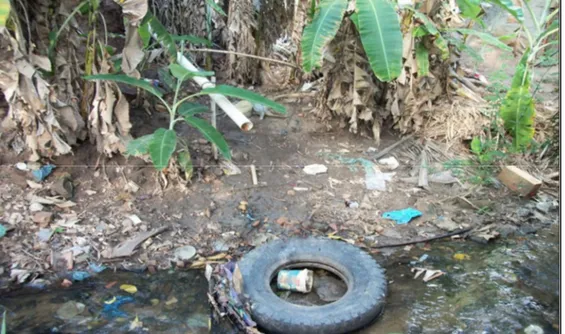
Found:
[238,237,387,334]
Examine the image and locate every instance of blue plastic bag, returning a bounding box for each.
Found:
[32,164,55,182]
[382,208,422,224]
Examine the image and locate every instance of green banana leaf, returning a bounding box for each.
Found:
[356,0,403,81]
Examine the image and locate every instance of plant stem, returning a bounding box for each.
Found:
[539,0,554,26]
[173,92,206,111]
[522,0,540,33]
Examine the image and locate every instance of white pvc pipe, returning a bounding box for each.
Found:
[177,53,254,131]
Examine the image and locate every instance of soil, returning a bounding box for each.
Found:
[0,0,559,290]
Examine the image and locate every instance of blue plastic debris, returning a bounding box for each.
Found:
[102,296,135,318]
[418,254,429,262]
[88,263,107,273]
[71,271,91,281]
[0,224,6,238]
[32,164,55,182]
[382,208,422,224]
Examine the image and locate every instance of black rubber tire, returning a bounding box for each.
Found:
[238,237,387,334]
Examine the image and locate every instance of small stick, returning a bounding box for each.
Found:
[372,134,414,160]
[211,76,218,160]
[250,165,258,186]
[186,48,299,69]
[372,227,473,248]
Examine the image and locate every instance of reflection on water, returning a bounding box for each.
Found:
[0,224,558,333]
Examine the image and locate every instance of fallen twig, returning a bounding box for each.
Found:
[372,227,473,249]
[250,165,258,186]
[186,48,299,69]
[372,134,415,160]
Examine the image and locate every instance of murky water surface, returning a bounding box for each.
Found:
[0,224,558,333]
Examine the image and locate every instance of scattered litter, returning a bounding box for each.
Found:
[418,254,429,262]
[329,155,393,191]
[220,159,242,176]
[378,156,399,170]
[89,263,107,273]
[345,200,359,209]
[303,164,328,175]
[277,269,313,293]
[433,216,459,231]
[207,262,258,332]
[102,226,168,258]
[102,296,134,318]
[174,245,197,262]
[72,271,91,281]
[128,214,142,225]
[26,194,76,208]
[120,284,138,294]
[411,267,445,282]
[105,281,118,289]
[327,232,356,244]
[250,164,258,185]
[10,269,31,283]
[61,279,72,288]
[453,253,470,261]
[382,208,422,224]
[400,170,459,185]
[32,164,55,182]
[15,162,28,171]
[56,301,85,320]
[0,225,6,239]
[29,202,44,212]
[129,315,143,331]
[37,228,53,242]
[51,173,74,199]
[165,296,178,306]
[32,211,53,227]
[524,324,544,334]
[293,187,309,192]
[26,180,43,189]
[125,180,140,193]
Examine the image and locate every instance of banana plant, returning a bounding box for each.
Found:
[301,0,403,82]
[498,0,558,149]
[85,65,285,171]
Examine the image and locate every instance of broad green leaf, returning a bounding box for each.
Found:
[201,85,286,114]
[450,29,512,51]
[413,26,430,37]
[172,34,213,46]
[411,11,439,35]
[158,67,176,91]
[485,0,524,23]
[177,151,193,180]
[205,0,226,16]
[126,133,154,156]
[470,137,482,155]
[178,102,208,117]
[138,23,152,48]
[500,52,534,148]
[356,0,403,81]
[0,0,10,28]
[140,12,177,59]
[169,63,214,81]
[84,74,164,97]
[434,36,450,60]
[183,117,231,159]
[149,129,177,170]
[500,87,535,148]
[350,12,359,29]
[456,0,482,19]
[301,0,348,72]
[415,43,429,77]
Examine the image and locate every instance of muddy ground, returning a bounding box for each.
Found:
[0,85,559,287]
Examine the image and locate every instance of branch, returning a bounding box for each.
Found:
[186,48,300,69]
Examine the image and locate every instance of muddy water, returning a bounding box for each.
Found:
[0,224,558,333]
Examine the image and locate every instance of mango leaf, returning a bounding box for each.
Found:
[177,151,194,180]
[149,129,177,170]
[470,137,482,155]
[183,117,231,159]
[205,0,226,16]
[169,63,214,81]
[0,0,10,28]
[485,0,524,23]
[450,28,512,51]
[201,85,286,114]
[84,74,164,97]
[140,12,176,59]
[138,23,152,48]
[456,0,482,19]
[178,102,208,117]
[356,0,403,81]
[126,133,154,156]
[301,0,348,72]
[172,34,213,46]
[415,42,429,77]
